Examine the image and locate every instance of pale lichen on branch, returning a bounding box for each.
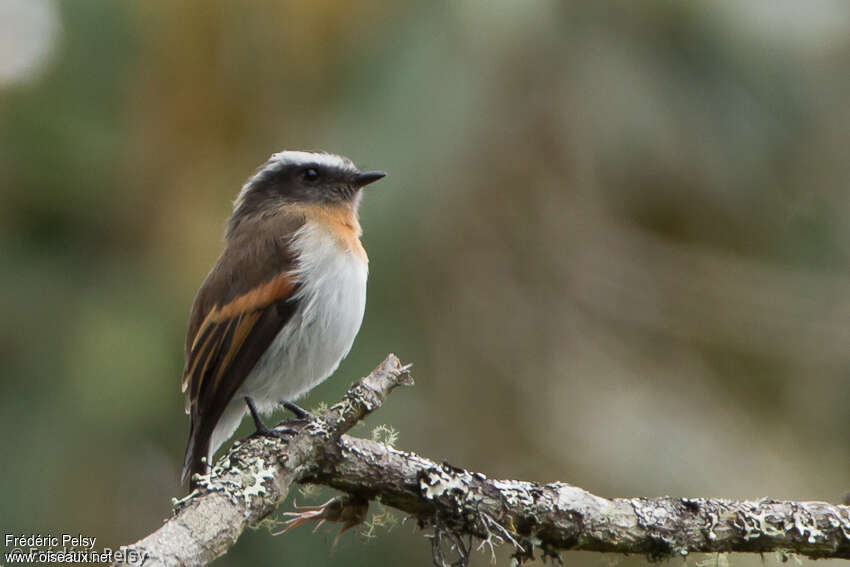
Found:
[115,355,850,567]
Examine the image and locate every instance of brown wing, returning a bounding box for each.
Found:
[182,305,300,486]
[181,216,304,486]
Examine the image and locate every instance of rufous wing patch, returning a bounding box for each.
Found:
[182,271,296,411]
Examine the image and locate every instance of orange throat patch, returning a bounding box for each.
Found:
[296,202,367,261]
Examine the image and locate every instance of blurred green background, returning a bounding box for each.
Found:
[3,1,850,565]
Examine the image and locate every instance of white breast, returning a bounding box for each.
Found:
[207,220,367,460]
[248,219,368,403]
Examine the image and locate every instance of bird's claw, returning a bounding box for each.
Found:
[245,396,296,440]
[281,400,313,420]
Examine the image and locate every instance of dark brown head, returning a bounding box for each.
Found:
[229,150,385,234]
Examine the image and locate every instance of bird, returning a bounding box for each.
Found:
[180,150,386,489]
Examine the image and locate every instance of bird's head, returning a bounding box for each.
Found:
[231,150,386,225]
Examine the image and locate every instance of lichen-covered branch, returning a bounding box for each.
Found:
[309,436,850,562]
[117,355,850,566]
[114,354,413,567]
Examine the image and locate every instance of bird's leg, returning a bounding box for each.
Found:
[281,400,313,420]
[245,396,295,439]
[277,495,369,553]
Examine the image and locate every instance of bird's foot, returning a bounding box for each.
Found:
[277,495,369,552]
[245,397,295,439]
[281,400,313,420]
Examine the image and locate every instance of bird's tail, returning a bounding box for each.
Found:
[181,418,211,490]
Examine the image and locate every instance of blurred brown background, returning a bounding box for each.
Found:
[3,1,850,565]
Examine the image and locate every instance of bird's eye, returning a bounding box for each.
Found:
[303,168,319,182]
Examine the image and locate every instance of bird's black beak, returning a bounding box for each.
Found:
[352,170,387,188]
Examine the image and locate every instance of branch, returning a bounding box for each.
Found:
[117,355,850,566]
[310,436,850,562]
[115,354,413,567]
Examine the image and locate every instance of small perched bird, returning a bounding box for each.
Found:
[181,150,386,488]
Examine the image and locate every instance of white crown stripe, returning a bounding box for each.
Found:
[268,151,350,170]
